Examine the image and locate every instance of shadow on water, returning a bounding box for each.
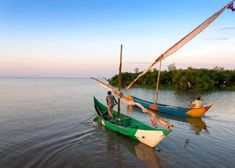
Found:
[98,122,163,168]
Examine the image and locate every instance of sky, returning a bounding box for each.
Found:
[0,0,234,78]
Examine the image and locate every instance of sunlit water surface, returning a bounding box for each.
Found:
[0,79,234,168]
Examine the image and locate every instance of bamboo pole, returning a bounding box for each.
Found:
[118,44,123,118]
[154,60,162,105]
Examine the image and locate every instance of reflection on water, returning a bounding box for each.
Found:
[135,143,162,168]
[0,79,235,168]
[104,125,163,168]
[185,117,208,134]
[129,105,209,135]
[158,113,209,135]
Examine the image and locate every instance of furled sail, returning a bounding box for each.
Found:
[126,0,234,89]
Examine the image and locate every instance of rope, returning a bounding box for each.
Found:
[174,69,202,99]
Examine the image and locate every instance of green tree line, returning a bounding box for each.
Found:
[109,64,235,92]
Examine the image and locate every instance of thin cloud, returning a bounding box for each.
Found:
[206,37,230,41]
[208,26,235,32]
[216,26,235,31]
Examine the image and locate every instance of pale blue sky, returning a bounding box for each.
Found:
[0,0,234,77]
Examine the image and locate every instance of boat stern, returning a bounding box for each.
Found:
[134,129,167,148]
[186,105,212,117]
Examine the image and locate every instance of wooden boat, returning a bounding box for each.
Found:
[132,96,212,117]
[93,96,170,148]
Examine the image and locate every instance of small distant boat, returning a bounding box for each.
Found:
[94,96,170,148]
[132,96,212,117]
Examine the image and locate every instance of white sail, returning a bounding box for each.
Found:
[126,1,234,89]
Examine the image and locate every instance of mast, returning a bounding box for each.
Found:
[118,44,123,118]
[154,60,162,104]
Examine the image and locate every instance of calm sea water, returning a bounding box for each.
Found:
[0,78,234,168]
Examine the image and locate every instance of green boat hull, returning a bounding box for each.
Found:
[93,96,170,147]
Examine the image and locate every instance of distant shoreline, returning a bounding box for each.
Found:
[109,66,235,92]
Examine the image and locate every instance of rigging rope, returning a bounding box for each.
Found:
[173,69,202,98]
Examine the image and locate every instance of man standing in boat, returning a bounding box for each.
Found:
[192,97,202,108]
[106,91,118,120]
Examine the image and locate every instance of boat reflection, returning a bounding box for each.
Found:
[158,113,209,135]
[185,117,209,134]
[130,106,209,135]
[134,143,163,168]
[105,129,163,168]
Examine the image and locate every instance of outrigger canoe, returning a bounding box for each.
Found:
[132,96,212,118]
[94,96,170,148]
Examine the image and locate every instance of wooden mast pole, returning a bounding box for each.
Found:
[118,44,123,118]
[154,59,162,105]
